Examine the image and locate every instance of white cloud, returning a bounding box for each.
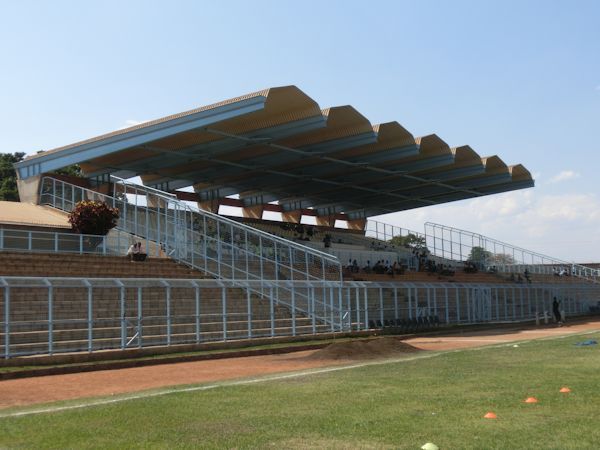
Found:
[118,119,148,130]
[548,170,580,184]
[377,190,600,262]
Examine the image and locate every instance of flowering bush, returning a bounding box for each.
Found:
[68,201,120,236]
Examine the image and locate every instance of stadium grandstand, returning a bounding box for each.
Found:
[1,85,599,358]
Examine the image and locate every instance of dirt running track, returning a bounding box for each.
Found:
[1,319,599,409]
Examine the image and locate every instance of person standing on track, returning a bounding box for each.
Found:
[552,297,563,326]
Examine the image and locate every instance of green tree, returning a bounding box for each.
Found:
[489,253,516,265]
[388,233,427,250]
[0,152,81,202]
[53,164,83,177]
[0,152,25,201]
[467,246,492,264]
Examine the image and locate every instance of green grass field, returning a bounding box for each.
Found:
[1,331,599,449]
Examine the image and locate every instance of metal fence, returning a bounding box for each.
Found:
[0,227,151,256]
[38,177,344,326]
[424,222,600,283]
[1,277,597,358]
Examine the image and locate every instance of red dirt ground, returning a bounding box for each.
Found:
[0,319,598,409]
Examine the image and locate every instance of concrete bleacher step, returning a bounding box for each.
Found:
[0,252,210,279]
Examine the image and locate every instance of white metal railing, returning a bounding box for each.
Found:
[0,227,146,256]
[424,222,600,283]
[0,276,598,358]
[38,177,344,326]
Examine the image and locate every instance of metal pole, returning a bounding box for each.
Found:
[247,288,252,339]
[48,284,54,355]
[269,286,275,337]
[291,283,296,336]
[166,285,172,345]
[331,287,337,332]
[222,285,227,340]
[444,287,449,324]
[120,285,126,349]
[455,287,460,323]
[137,286,143,348]
[364,287,369,328]
[4,286,9,359]
[87,285,93,352]
[379,287,384,325]
[195,285,201,343]
[394,288,398,322]
[311,287,316,334]
[354,287,360,330]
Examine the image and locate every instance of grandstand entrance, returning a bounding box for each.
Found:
[470,287,492,322]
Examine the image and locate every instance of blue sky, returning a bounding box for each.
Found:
[1,0,599,261]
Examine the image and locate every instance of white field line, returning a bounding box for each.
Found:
[0,328,598,420]
[410,338,512,343]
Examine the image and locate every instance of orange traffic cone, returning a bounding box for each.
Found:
[559,387,571,393]
[524,397,538,403]
[484,412,497,419]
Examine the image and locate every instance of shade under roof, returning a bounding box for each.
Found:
[15,85,534,220]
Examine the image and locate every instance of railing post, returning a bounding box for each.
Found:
[311,287,316,334]
[355,287,361,331]
[4,285,9,359]
[27,231,32,251]
[445,287,449,323]
[407,287,412,320]
[247,288,252,339]
[48,283,53,355]
[86,281,93,352]
[222,285,227,340]
[269,286,275,337]
[394,288,398,322]
[330,287,335,332]
[119,283,126,349]
[166,284,172,345]
[291,283,296,336]
[195,284,201,343]
[79,234,83,254]
[137,286,143,348]
[379,287,384,326]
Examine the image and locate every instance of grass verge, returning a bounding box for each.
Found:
[0,331,599,448]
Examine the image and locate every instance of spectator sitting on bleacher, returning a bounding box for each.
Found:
[464,261,478,273]
[440,265,455,276]
[128,242,147,262]
[524,268,531,283]
[323,234,332,248]
[127,243,137,262]
[352,259,359,273]
[373,260,385,274]
[363,260,372,273]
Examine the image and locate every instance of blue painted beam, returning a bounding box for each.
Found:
[15,96,268,179]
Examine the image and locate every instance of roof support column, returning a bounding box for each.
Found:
[242,205,264,219]
[347,218,367,231]
[199,200,220,214]
[282,210,302,224]
[316,215,336,228]
[16,174,41,204]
